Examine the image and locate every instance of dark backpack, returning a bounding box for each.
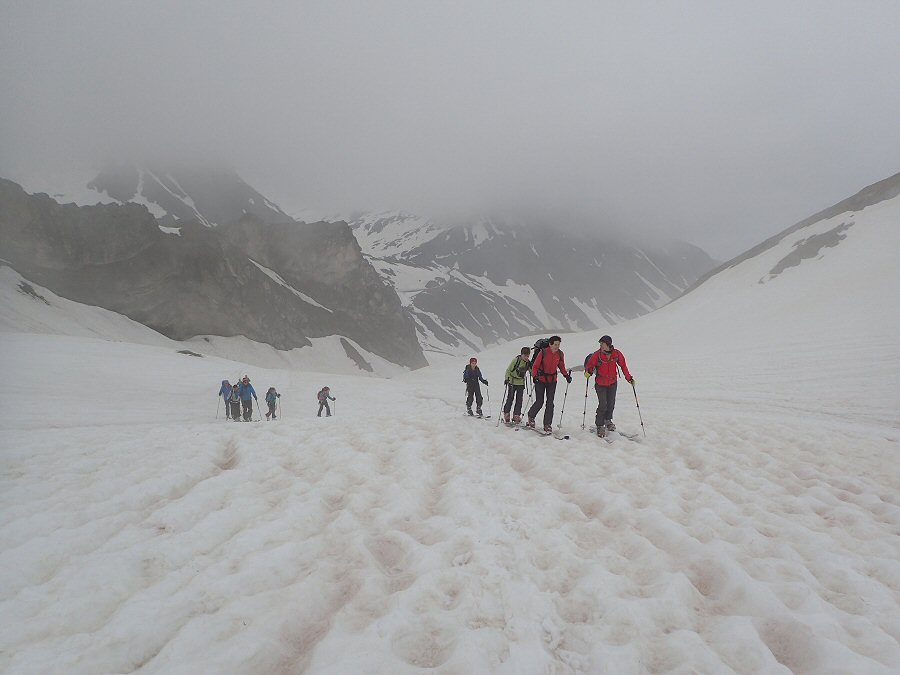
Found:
[528,338,553,377]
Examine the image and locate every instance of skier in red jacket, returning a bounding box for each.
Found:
[584,335,634,437]
[527,336,571,433]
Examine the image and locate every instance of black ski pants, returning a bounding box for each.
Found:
[466,384,483,412]
[242,398,253,421]
[503,383,525,416]
[595,381,618,427]
[229,400,241,420]
[267,402,277,418]
[317,401,331,417]
[528,380,557,427]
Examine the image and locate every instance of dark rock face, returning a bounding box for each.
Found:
[0,178,426,368]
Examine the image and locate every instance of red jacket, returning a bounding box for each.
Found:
[585,348,632,387]
[532,348,569,383]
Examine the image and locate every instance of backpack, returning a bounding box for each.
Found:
[528,338,552,375]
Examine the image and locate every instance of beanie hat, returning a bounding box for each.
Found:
[470,357,477,363]
[599,335,613,346]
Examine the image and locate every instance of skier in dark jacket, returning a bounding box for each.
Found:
[317,386,335,417]
[462,357,489,417]
[218,380,233,419]
[503,347,531,424]
[238,375,257,421]
[584,335,634,437]
[228,384,241,421]
[265,387,280,420]
[527,336,571,433]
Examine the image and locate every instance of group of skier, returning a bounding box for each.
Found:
[464,334,634,438]
[217,378,337,421]
[218,376,280,421]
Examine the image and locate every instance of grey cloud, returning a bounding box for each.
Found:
[2,0,899,259]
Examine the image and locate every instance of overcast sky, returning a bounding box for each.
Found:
[2,1,899,258]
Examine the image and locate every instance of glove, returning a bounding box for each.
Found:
[627,377,634,385]
[565,373,572,384]
[484,380,489,386]
[277,393,281,397]
[583,370,591,379]
[503,378,509,386]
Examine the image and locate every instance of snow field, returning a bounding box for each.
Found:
[1,332,899,673]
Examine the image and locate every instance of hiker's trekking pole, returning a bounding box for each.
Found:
[630,380,645,437]
[255,398,262,422]
[581,374,589,430]
[496,382,508,427]
[557,376,571,430]
[333,399,337,418]
[216,397,220,420]
[484,383,492,419]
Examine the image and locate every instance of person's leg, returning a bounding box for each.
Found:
[325,401,331,416]
[474,386,483,414]
[527,381,546,423]
[243,399,251,421]
[503,385,514,414]
[604,381,618,427]
[542,381,558,428]
[595,384,608,429]
[513,385,524,417]
[317,402,323,417]
[466,386,474,412]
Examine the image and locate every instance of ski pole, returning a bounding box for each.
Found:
[557,376,571,430]
[581,374,589,430]
[216,397,220,420]
[496,382,508,427]
[484,384,492,419]
[630,380,645,437]
[255,398,262,422]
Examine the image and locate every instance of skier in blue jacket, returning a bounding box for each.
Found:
[238,375,258,421]
[218,380,233,419]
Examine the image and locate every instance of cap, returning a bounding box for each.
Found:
[599,335,612,345]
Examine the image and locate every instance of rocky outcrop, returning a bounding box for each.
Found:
[0,178,426,368]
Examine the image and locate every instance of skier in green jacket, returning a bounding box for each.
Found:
[502,346,531,424]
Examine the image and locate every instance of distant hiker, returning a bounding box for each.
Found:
[527,336,571,433]
[584,335,634,438]
[503,346,531,424]
[218,380,232,419]
[265,387,281,420]
[228,384,241,421]
[238,375,257,421]
[462,357,489,417]
[317,386,335,417]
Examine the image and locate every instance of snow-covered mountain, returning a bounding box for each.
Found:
[2,173,898,673]
[87,164,293,227]
[348,211,716,355]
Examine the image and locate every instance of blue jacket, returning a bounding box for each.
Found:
[238,383,257,401]
[219,382,232,399]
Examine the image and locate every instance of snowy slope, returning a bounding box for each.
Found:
[349,210,715,358]
[0,180,898,673]
[0,265,400,378]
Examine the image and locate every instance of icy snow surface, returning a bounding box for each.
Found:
[1,195,899,673]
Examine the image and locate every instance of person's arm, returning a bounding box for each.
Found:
[531,351,542,379]
[479,368,488,385]
[505,359,516,382]
[558,352,570,381]
[617,351,633,382]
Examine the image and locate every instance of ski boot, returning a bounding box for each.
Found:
[605,420,616,431]
[543,424,553,434]
[466,408,474,416]
[476,409,483,418]
[513,415,521,424]
[597,425,607,438]
[526,418,536,429]
[503,412,511,424]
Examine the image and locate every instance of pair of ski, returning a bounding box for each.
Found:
[588,425,641,443]
[513,422,569,439]
[462,412,492,420]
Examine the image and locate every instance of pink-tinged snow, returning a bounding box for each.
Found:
[1,195,899,673]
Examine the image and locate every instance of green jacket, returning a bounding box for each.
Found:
[505,355,530,386]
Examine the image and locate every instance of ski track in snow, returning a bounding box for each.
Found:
[1,373,898,673]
